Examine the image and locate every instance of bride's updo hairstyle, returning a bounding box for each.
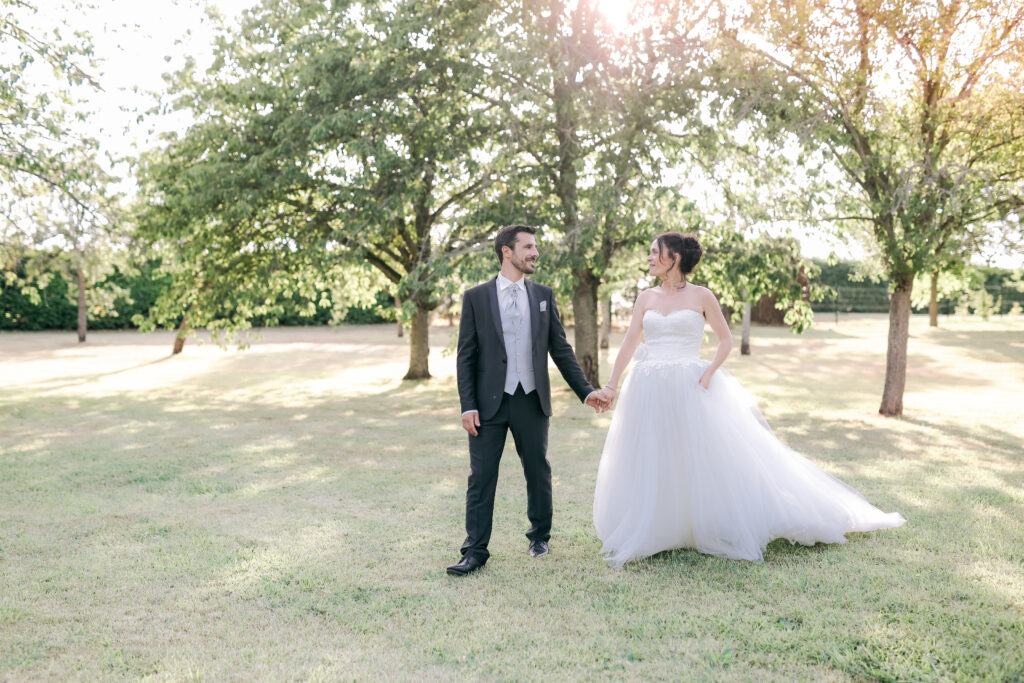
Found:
[656,232,703,276]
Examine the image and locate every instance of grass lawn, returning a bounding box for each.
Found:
[1,314,1022,680]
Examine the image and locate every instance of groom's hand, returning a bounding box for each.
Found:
[585,392,609,413]
[461,410,480,436]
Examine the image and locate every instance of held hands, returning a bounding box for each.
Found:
[585,391,611,413]
[464,389,615,428]
[587,386,616,413]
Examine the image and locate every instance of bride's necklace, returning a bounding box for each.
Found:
[663,279,687,291]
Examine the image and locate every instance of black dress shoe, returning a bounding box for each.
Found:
[446,555,485,576]
[529,540,549,557]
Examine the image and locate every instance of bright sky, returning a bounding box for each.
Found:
[65,0,256,160]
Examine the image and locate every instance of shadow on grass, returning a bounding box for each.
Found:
[0,372,462,494]
[922,328,1024,365]
[14,355,177,392]
[604,495,1023,679]
[736,340,1006,394]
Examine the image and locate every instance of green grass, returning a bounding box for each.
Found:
[1,315,1022,680]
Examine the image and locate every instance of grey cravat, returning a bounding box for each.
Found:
[507,283,522,319]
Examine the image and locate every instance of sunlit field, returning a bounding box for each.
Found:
[1,314,1022,680]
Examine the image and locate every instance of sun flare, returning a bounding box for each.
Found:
[595,0,634,29]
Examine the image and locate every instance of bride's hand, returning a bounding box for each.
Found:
[698,370,712,390]
[600,385,617,408]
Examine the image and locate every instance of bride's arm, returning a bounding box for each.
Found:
[601,291,649,400]
[699,288,733,390]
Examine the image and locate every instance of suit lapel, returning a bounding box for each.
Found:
[487,278,503,342]
[526,279,541,346]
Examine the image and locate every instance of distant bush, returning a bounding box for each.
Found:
[343,291,398,324]
[2,261,399,330]
[809,260,1024,314]
[90,263,174,330]
[0,266,76,330]
[1,262,173,331]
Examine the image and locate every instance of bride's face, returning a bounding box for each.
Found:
[647,240,673,278]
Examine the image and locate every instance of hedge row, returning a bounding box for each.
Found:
[1,266,397,331]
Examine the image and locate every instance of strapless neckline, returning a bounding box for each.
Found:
[644,308,703,319]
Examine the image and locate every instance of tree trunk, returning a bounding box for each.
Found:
[571,269,600,388]
[76,267,87,343]
[599,296,611,350]
[879,280,913,416]
[172,314,190,355]
[740,301,751,355]
[928,270,939,327]
[395,296,404,338]
[403,305,430,379]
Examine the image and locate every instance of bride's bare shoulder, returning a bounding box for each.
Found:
[635,287,658,303]
[696,286,724,311]
[694,284,717,299]
[630,288,657,315]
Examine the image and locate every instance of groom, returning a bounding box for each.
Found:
[447,224,607,577]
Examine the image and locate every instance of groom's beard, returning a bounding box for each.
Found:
[511,254,537,274]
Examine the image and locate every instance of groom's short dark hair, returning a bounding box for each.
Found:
[494,224,537,264]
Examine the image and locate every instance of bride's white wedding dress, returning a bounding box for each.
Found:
[593,308,905,567]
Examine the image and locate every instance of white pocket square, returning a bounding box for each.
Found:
[539,301,547,312]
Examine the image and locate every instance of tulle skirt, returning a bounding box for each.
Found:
[593,356,905,567]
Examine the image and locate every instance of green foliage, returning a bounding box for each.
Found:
[4,150,127,333]
[911,266,975,311]
[813,260,885,289]
[0,1,125,340]
[88,263,172,331]
[807,261,1024,315]
[698,231,829,333]
[0,255,401,330]
[728,0,1024,410]
[137,0,505,372]
[342,291,398,325]
[918,266,1024,318]
[0,263,75,330]
[0,259,170,330]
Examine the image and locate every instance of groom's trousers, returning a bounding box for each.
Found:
[461,384,551,563]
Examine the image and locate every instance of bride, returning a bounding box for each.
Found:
[593,232,905,567]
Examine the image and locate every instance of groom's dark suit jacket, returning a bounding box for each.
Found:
[457,278,594,420]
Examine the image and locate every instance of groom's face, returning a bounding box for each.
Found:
[505,234,539,274]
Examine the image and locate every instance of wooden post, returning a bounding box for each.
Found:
[740,301,751,356]
[76,267,87,343]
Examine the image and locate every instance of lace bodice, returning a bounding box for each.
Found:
[637,308,705,362]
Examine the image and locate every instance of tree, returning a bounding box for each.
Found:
[484,0,717,386]
[5,147,124,342]
[734,0,1024,414]
[138,0,504,372]
[699,232,828,355]
[1,1,123,342]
